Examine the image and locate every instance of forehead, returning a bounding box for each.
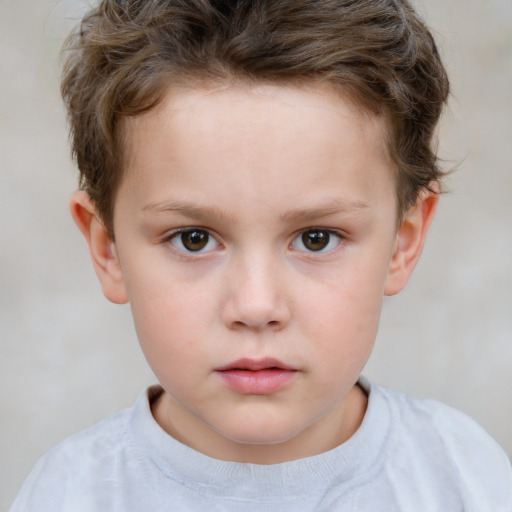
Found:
[118,82,396,218]
[123,80,388,146]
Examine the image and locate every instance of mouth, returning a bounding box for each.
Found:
[214,358,298,395]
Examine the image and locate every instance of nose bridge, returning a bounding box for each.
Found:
[222,246,290,331]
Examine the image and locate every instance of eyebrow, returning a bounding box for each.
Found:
[142,200,235,223]
[142,197,370,224]
[279,199,370,222]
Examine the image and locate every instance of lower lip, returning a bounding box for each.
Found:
[217,369,297,395]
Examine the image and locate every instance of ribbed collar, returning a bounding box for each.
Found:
[129,377,393,500]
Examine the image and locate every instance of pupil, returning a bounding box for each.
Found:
[303,230,329,251]
[182,230,208,251]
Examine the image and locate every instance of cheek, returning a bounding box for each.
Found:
[126,272,216,369]
[130,295,209,401]
[299,266,385,365]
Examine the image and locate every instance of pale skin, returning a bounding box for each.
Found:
[71,83,438,464]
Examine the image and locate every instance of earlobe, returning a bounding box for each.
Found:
[70,191,128,304]
[384,187,439,296]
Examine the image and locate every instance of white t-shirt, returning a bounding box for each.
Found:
[9,379,512,511]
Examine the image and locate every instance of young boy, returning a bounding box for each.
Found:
[10,0,512,510]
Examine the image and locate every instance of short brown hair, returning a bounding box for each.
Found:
[61,0,449,237]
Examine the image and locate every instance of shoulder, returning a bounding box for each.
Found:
[382,383,506,459]
[368,381,512,510]
[9,401,137,512]
[39,403,132,472]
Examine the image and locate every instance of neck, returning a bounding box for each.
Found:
[151,383,368,464]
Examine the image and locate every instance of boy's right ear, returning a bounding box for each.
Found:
[70,191,128,304]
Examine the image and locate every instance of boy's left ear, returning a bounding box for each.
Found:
[384,187,439,296]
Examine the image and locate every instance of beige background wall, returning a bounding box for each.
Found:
[1,0,511,508]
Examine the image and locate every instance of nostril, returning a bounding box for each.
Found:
[230,318,283,332]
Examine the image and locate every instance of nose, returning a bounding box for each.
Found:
[221,254,291,332]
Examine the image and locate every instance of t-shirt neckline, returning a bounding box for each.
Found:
[129,377,392,500]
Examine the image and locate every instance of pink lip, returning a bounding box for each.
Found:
[215,358,298,395]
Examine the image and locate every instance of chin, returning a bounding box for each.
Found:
[217,418,304,447]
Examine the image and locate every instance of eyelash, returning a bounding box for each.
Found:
[162,227,345,256]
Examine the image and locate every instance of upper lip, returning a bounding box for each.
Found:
[215,358,295,372]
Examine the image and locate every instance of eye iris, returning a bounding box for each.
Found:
[302,230,330,251]
[182,230,209,251]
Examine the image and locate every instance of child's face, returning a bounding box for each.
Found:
[75,83,434,463]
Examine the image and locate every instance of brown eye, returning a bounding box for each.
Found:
[291,229,342,253]
[181,230,209,251]
[301,230,331,251]
[171,229,217,253]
